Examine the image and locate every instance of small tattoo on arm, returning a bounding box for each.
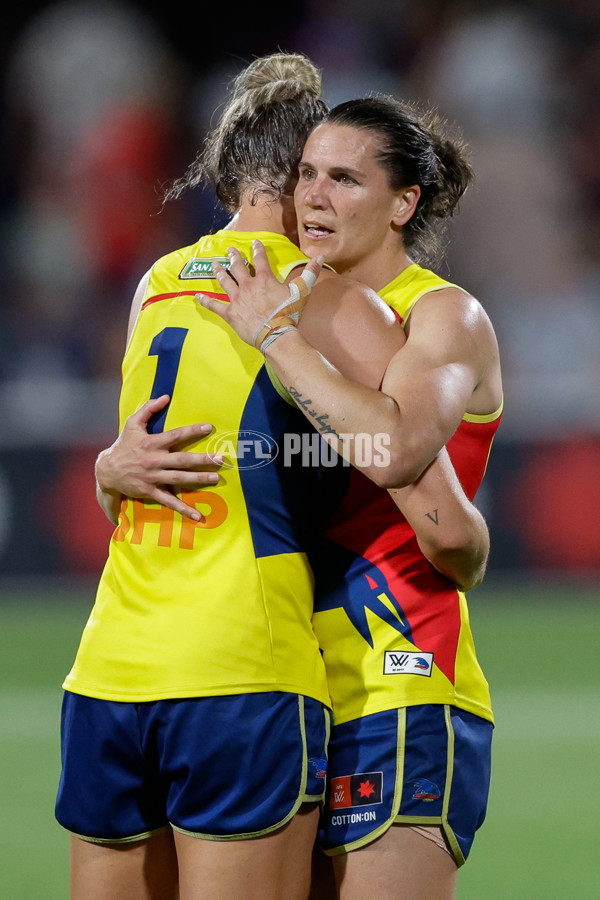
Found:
[288,386,341,439]
[425,509,439,525]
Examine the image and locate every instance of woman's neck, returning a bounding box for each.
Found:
[223,201,291,239]
[336,245,414,293]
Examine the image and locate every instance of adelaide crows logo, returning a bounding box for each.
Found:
[313,541,413,646]
[412,778,441,801]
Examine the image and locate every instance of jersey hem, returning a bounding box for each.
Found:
[62,680,332,709]
[330,696,494,727]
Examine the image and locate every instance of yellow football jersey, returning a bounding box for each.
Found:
[64,231,333,706]
[312,264,502,725]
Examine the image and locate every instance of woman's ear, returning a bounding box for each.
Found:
[392,185,421,227]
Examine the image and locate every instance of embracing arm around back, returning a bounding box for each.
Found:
[199,243,491,589]
[95,271,151,524]
[93,241,490,591]
[203,241,502,488]
[391,451,489,591]
[264,286,500,488]
[94,271,223,525]
[292,274,490,591]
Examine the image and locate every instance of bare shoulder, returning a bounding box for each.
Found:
[405,286,502,410]
[303,270,398,328]
[299,271,404,387]
[407,286,498,350]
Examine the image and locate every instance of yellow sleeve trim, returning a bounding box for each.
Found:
[463,396,504,424]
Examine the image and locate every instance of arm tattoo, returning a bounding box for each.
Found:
[425,508,439,525]
[288,386,342,440]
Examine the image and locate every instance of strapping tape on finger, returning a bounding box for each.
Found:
[253,268,318,353]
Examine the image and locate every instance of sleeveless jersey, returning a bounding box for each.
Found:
[64,230,335,706]
[312,264,502,726]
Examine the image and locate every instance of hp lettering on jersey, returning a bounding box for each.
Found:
[114,491,228,549]
[383,651,433,676]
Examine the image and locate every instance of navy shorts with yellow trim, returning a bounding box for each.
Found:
[56,690,330,843]
[319,704,492,866]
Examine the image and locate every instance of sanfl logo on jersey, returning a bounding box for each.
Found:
[179,257,232,279]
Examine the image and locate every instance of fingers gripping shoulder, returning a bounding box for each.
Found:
[195,239,323,354]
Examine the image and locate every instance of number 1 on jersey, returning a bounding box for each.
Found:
[147,327,189,433]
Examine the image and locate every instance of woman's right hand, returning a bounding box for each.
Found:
[95,394,223,523]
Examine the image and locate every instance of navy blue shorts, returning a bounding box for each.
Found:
[319,705,493,866]
[56,691,330,843]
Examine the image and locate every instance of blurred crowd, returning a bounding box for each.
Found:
[0,0,599,574]
[1,0,599,440]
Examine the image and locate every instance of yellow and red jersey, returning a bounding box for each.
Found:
[312,264,502,725]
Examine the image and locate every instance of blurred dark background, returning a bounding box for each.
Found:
[1,0,599,585]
